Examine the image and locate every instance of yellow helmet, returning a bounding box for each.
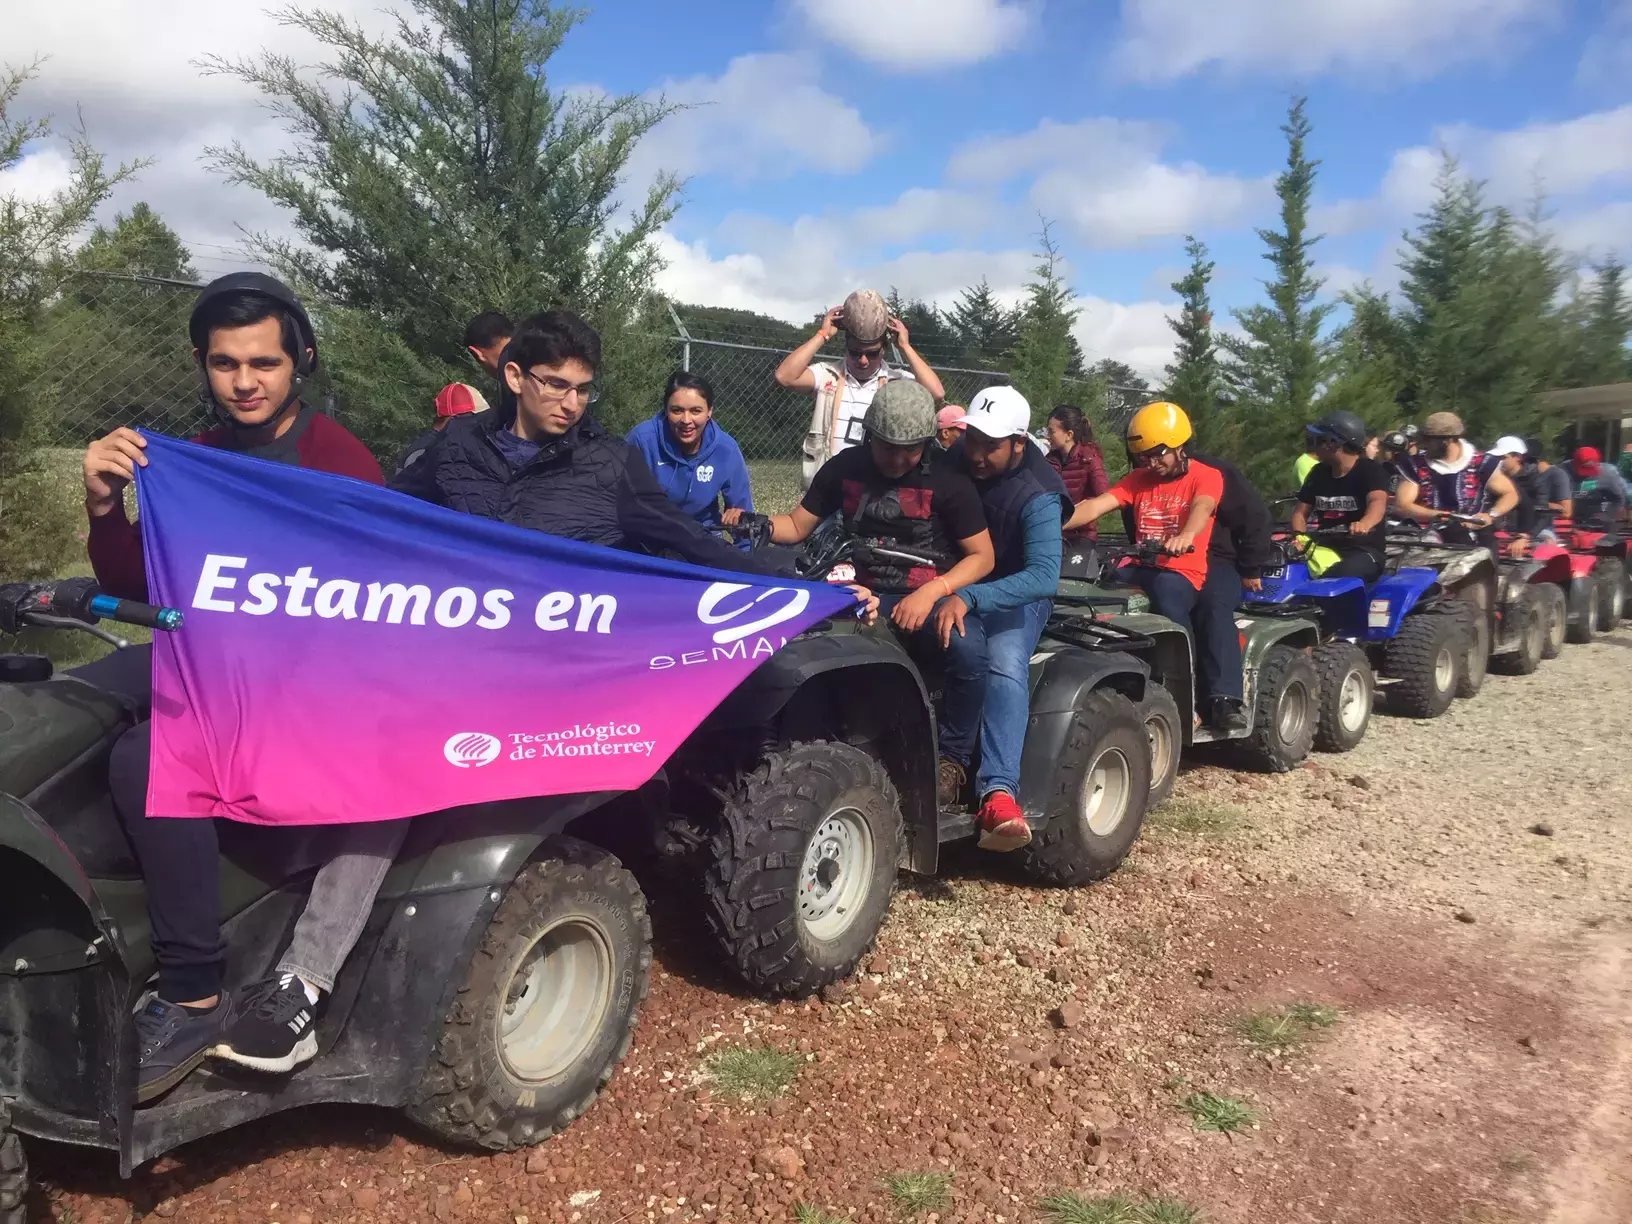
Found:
[1126,401,1193,453]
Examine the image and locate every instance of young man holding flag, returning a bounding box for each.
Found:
[78,273,406,1100]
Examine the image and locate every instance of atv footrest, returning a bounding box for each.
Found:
[936,806,1045,844]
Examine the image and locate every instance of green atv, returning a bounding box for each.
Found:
[1056,538,1331,808]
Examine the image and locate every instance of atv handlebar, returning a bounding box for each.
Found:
[0,579,183,636]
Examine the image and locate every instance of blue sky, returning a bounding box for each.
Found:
[7,0,1632,377]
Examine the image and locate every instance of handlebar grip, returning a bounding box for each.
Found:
[87,594,183,632]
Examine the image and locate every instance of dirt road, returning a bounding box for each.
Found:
[30,630,1632,1224]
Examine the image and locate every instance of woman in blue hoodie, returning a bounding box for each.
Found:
[626,371,755,529]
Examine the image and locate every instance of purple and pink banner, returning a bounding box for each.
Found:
[135,432,855,825]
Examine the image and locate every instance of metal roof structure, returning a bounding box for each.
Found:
[1539,381,1632,421]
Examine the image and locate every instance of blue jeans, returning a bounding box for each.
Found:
[1193,564,1245,702]
[975,599,1053,799]
[879,592,989,766]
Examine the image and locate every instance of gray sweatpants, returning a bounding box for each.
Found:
[275,818,411,993]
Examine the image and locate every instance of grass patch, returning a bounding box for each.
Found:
[793,1205,851,1224]
[698,1045,800,1100]
[883,1171,952,1217]
[1038,1193,1201,1224]
[1234,1002,1340,1053]
[1148,797,1247,837]
[1179,1091,1257,1133]
[746,459,802,514]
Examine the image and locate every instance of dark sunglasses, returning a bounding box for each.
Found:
[846,344,884,359]
[1127,444,1176,466]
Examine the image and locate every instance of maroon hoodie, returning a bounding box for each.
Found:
[87,405,384,603]
[1049,443,1109,541]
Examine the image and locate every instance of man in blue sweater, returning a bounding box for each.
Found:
[933,385,1065,852]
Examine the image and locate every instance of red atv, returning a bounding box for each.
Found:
[1499,520,1625,649]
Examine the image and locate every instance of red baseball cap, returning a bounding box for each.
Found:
[1573,445,1601,476]
[435,382,489,419]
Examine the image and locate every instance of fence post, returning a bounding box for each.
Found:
[668,302,692,373]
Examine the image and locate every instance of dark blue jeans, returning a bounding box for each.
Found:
[1193,563,1245,702]
[974,599,1052,799]
[879,592,989,766]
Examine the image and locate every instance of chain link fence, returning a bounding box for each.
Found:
[27,273,1143,467]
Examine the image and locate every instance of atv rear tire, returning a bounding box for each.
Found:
[1453,603,1489,699]
[1312,641,1373,753]
[1237,644,1318,772]
[1384,612,1463,719]
[1593,559,1625,627]
[1492,589,1545,676]
[409,838,650,1151]
[1017,690,1150,887]
[1538,583,1567,660]
[704,741,902,996]
[1137,684,1182,809]
[1566,574,1600,644]
[0,1101,25,1224]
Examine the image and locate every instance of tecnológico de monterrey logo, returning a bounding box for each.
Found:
[443,731,502,768]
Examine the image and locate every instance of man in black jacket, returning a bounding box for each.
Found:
[1186,451,1274,731]
[391,310,771,575]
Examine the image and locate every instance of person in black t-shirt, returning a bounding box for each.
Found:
[768,381,995,804]
[1290,410,1391,581]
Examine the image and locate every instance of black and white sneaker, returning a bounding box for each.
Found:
[212,974,321,1073]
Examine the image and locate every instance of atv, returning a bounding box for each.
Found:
[1382,514,1546,696]
[1054,538,1326,809]
[655,517,1159,999]
[1,579,655,1213]
[1552,517,1630,635]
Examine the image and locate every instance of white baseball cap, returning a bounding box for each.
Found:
[964,385,1032,439]
[1490,435,1527,457]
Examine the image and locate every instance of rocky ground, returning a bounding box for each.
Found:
[27,628,1632,1224]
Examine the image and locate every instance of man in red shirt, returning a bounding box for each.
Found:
[1066,401,1242,728]
[77,273,403,1101]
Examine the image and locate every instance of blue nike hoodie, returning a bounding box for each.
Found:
[625,409,755,528]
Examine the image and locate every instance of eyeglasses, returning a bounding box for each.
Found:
[524,369,600,404]
[845,345,884,360]
[1127,444,1175,467]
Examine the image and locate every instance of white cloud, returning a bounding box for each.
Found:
[4,1,404,266]
[1578,0,1632,91]
[632,53,882,188]
[1074,298,1176,383]
[1117,0,1552,81]
[1551,202,1632,259]
[794,0,1034,70]
[949,118,1271,247]
[849,188,1004,245]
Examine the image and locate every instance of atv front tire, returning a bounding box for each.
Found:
[1017,690,1150,887]
[1593,559,1625,627]
[1566,574,1600,644]
[1385,612,1463,719]
[409,838,650,1151]
[1452,603,1489,699]
[1538,583,1567,660]
[1137,684,1183,809]
[0,1101,25,1224]
[1312,641,1373,753]
[704,741,903,996]
[1492,589,1545,676]
[1238,644,1318,772]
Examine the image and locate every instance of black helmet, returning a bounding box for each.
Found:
[188,272,318,377]
[1309,409,1368,453]
[1381,430,1408,454]
[1401,423,1420,440]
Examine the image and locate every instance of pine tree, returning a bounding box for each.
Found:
[948,277,1019,366]
[1163,236,1225,446]
[1571,258,1632,386]
[75,202,195,281]
[1221,96,1334,488]
[1005,220,1080,426]
[204,0,679,450]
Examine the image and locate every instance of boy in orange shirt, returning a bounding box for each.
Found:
[1066,401,1243,729]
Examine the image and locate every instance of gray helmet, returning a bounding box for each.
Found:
[1310,409,1368,452]
[864,380,937,446]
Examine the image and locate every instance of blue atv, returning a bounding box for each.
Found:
[1247,529,1466,731]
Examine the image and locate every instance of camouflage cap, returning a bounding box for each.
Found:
[864,380,937,446]
[841,289,890,343]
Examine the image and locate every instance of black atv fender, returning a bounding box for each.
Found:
[1018,648,1148,823]
[699,628,938,873]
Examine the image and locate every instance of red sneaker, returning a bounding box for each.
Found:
[977,790,1031,852]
